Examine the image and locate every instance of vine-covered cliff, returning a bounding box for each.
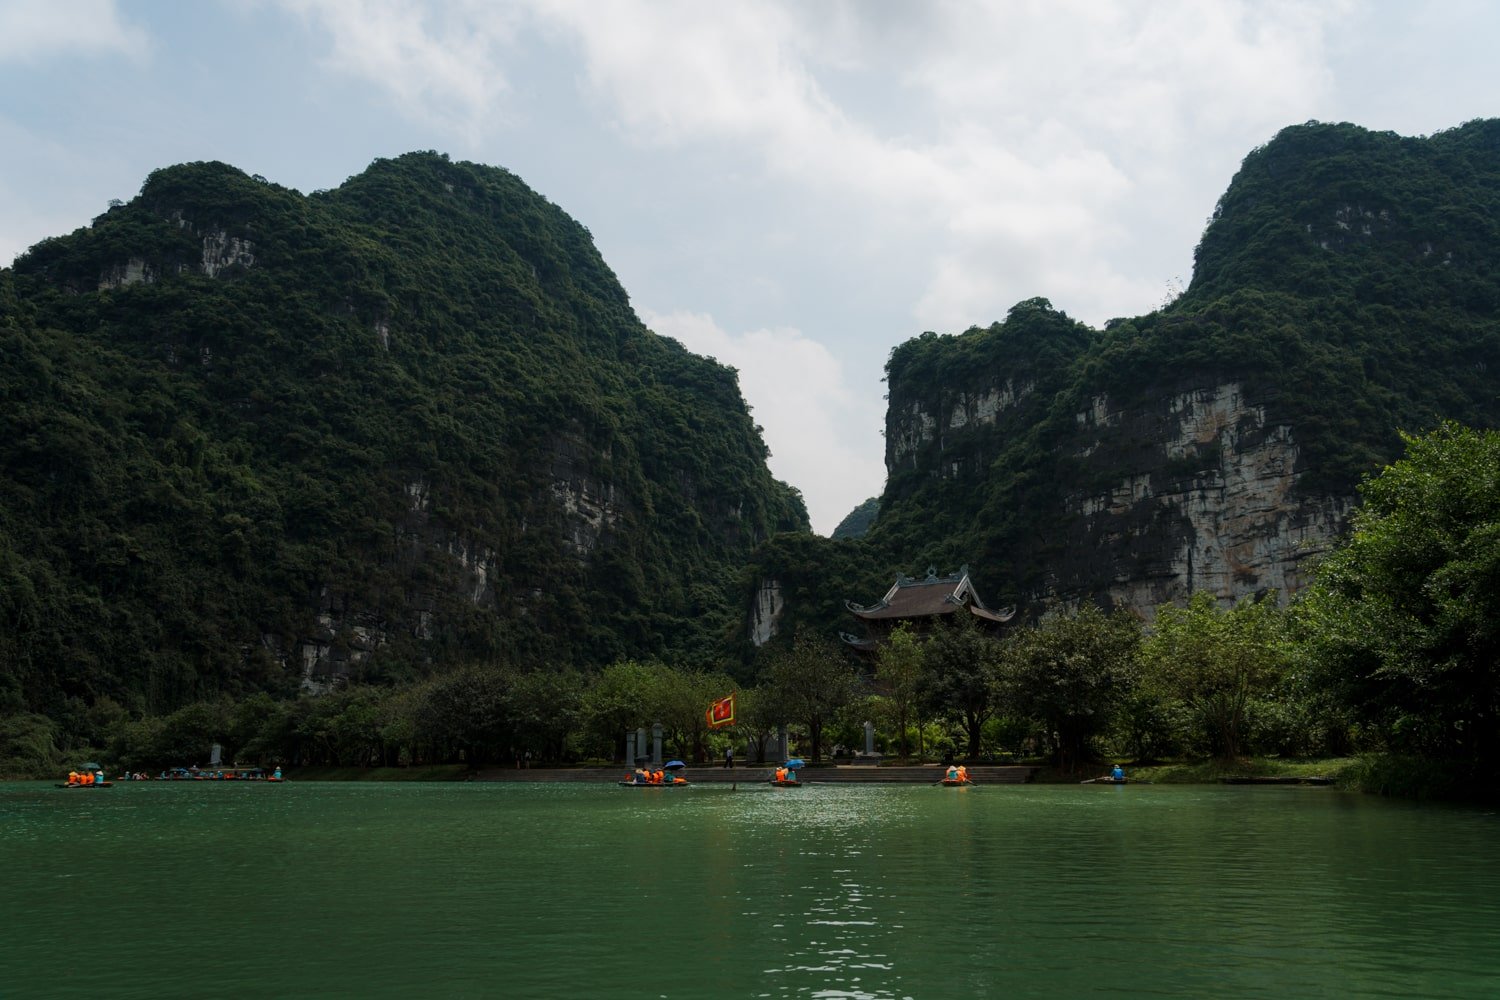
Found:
[1,153,805,717]
[873,120,1500,614]
[749,119,1500,642]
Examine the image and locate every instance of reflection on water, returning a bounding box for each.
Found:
[2,781,1498,998]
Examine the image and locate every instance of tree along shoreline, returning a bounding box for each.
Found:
[12,755,1486,804]
[6,425,1496,806]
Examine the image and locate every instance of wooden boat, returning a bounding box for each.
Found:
[768,779,802,787]
[617,779,689,787]
[939,778,973,786]
[55,781,113,788]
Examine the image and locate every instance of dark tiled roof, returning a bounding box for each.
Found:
[851,580,966,619]
[846,566,1001,621]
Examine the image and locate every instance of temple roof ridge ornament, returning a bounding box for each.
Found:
[847,564,1016,627]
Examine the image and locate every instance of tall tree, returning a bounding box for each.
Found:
[578,660,662,762]
[1294,422,1500,770]
[1002,606,1139,769]
[922,615,1004,760]
[767,627,857,762]
[875,624,924,759]
[1141,592,1285,759]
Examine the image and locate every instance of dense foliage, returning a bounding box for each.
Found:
[832,120,1500,609]
[830,497,879,539]
[8,426,1491,791]
[0,153,805,737]
[1292,423,1500,781]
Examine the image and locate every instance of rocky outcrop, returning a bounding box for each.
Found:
[1064,382,1354,616]
[886,373,1355,616]
[547,435,624,558]
[889,379,1033,470]
[750,578,784,646]
[99,258,154,289]
[200,229,255,276]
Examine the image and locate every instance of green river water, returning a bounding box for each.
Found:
[2,780,1498,998]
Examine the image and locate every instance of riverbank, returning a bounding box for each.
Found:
[265,757,1364,786]
[1034,757,1361,786]
[6,757,1367,786]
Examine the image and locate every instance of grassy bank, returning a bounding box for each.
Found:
[1033,757,1361,786]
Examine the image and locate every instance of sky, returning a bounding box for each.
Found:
[2,1,1497,534]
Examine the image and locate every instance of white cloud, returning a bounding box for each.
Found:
[0,0,149,64]
[530,0,1346,327]
[642,308,886,536]
[276,0,524,140]
[250,0,1372,524]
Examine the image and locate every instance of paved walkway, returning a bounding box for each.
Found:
[474,764,1036,784]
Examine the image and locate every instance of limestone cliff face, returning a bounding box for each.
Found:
[1063,382,1353,615]
[882,367,1355,616]
[749,578,784,646]
[888,380,1034,472]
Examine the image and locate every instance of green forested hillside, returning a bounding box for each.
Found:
[0,153,805,726]
[744,119,1500,638]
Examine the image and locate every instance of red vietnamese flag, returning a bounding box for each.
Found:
[706,692,736,728]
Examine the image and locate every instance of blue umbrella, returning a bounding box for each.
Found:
[664,760,687,770]
[784,758,806,769]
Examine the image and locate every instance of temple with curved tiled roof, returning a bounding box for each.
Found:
[841,565,1016,653]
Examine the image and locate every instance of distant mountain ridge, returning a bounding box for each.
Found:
[1,153,805,717]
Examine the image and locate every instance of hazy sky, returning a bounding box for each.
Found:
[3,1,1496,533]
